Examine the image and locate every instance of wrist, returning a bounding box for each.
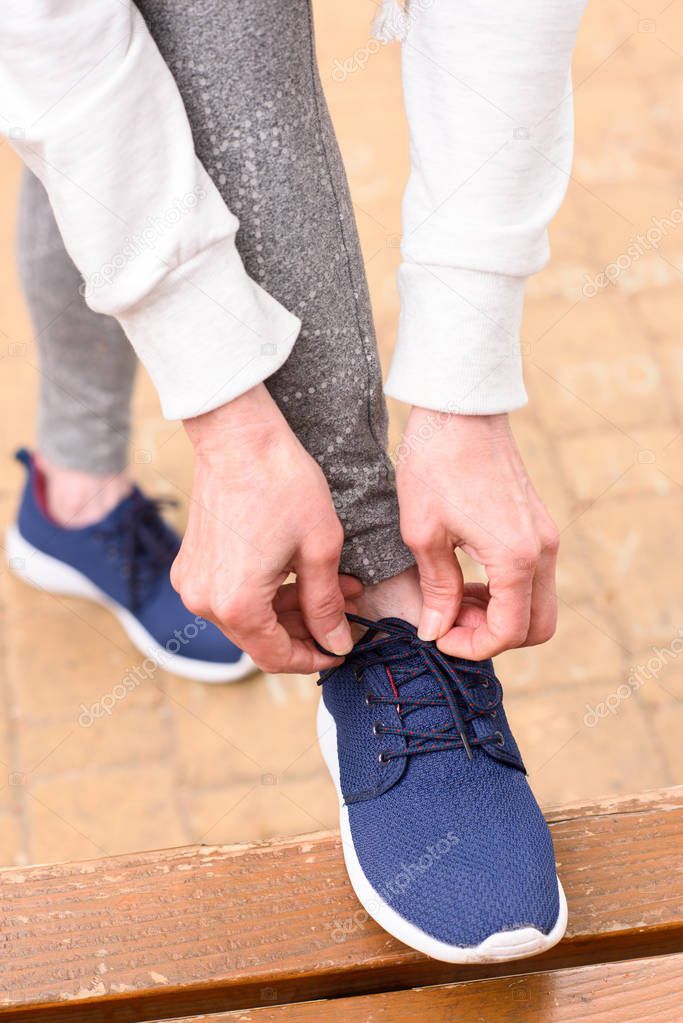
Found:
[183,384,282,454]
[409,406,510,436]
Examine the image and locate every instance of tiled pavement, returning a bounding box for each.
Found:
[0,0,682,866]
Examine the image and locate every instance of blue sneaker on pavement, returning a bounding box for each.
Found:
[6,449,255,683]
[317,614,567,963]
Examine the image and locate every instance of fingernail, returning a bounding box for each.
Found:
[325,621,353,656]
[418,609,444,642]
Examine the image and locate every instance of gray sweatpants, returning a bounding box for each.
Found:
[16,0,414,585]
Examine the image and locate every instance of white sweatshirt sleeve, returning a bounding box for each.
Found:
[382,0,587,414]
[0,1,301,421]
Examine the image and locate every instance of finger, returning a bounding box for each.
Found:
[339,574,364,598]
[221,612,343,672]
[273,574,362,614]
[273,582,305,614]
[437,551,537,659]
[295,551,352,656]
[452,583,490,628]
[170,524,197,596]
[275,575,363,640]
[461,582,490,610]
[275,608,311,641]
[408,534,464,641]
[524,525,560,646]
[225,602,343,674]
[169,550,183,595]
[258,634,344,673]
[209,560,347,672]
[285,647,345,673]
[204,574,300,670]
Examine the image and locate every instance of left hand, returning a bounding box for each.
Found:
[174,386,361,673]
[396,409,560,660]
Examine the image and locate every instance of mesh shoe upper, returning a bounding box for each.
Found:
[15,448,244,665]
[320,615,560,947]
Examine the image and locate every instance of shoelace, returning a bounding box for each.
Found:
[94,491,179,610]
[319,614,505,763]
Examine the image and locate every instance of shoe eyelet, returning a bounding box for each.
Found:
[378,751,390,765]
[353,668,364,683]
[482,679,491,689]
[372,722,384,737]
[494,730,505,748]
[491,710,498,719]
[364,692,374,707]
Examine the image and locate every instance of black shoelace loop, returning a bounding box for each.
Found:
[94,491,179,610]
[320,614,503,763]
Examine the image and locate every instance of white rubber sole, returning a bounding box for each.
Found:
[5,525,256,684]
[317,696,568,964]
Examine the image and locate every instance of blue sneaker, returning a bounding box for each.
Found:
[317,615,567,963]
[5,449,255,683]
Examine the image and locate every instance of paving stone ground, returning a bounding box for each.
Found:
[0,0,681,865]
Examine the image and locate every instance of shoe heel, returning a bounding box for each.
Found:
[4,525,101,600]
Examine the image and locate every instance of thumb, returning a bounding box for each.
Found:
[296,556,353,656]
[414,543,464,642]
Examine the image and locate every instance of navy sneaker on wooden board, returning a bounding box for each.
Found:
[317,614,567,963]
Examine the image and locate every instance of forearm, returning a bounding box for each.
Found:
[384,0,587,414]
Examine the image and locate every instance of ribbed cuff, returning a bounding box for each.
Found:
[385,263,528,414]
[118,237,301,421]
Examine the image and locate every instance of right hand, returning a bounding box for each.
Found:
[171,384,359,673]
[397,409,559,659]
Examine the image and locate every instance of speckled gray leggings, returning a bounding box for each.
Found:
[16,0,414,584]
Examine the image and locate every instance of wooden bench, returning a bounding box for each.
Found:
[1,785,681,1022]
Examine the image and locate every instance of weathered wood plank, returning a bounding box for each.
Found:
[543,786,683,823]
[165,953,683,1023]
[0,786,681,1022]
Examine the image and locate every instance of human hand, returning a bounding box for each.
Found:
[172,384,360,673]
[396,409,559,659]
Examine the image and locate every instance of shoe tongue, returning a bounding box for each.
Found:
[80,486,141,532]
[363,619,518,775]
[379,635,457,741]
[371,619,498,753]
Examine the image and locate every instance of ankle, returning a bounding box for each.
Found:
[355,565,423,628]
[36,454,133,528]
